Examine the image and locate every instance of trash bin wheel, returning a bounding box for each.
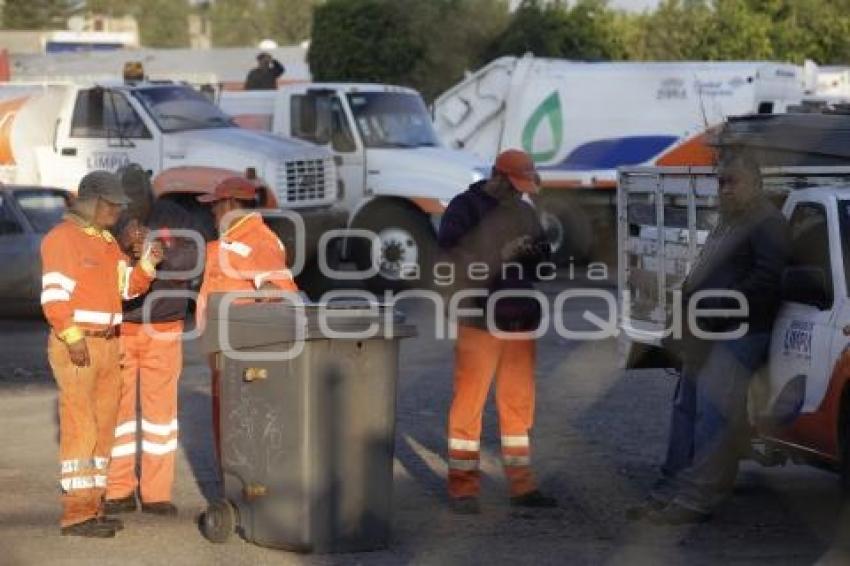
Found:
[201,499,236,543]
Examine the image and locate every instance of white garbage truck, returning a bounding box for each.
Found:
[218,83,487,290]
[0,79,345,272]
[434,55,812,263]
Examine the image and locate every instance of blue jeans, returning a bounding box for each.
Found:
[653,332,770,512]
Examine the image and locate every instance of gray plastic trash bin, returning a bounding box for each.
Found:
[201,296,415,552]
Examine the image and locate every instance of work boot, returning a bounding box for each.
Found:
[98,516,124,531]
[104,495,137,514]
[625,496,667,521]
[60,518,116,538]
[510,489,558,508]
[141,501,178,516]
[449,496,481,515]
[646,502,711,526]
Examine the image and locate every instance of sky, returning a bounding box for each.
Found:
[609,0,661,11]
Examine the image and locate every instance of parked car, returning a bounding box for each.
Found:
[0,185,69,315]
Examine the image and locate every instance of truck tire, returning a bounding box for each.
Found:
[201,499,236,543]
[350,201,436,293]
[538,198,593,265]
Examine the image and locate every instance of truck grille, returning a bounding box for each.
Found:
[278,158,330,203]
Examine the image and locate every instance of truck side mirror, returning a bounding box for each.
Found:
[782,266,830,310]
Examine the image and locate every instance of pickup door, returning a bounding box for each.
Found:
[761,195,846,454]
[50,88,161,190]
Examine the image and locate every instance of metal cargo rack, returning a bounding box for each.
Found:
[616,165,850,348]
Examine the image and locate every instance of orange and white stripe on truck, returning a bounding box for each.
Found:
[0,96,30,166]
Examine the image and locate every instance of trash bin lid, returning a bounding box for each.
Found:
[202,294,417,354]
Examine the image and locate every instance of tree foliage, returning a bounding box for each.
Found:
[308,0,426,86]
[2,0,75,30]
[210,0,317,47]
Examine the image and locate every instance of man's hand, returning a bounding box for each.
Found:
[142,240,165,267]
[500,235,535,262]
[120,219,148,260]
[67,338,90,368]
[257,281,283,303]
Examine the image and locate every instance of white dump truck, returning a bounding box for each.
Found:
[434,55,812,263]
[0,80,346,270]
[219,83,487,290]
[617,163,850,488]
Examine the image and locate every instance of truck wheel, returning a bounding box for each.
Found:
[538,198,593,265]
[350,202,436,293]
[201,499,236,543]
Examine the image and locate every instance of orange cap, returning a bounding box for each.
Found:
[197,176,258,203]
[494,149,540,194]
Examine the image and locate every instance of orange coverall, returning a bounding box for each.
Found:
[41,214,154,527]
[196,212,298,456]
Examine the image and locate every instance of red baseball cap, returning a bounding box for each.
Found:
[196,176,258,203]
[494,149,540,194]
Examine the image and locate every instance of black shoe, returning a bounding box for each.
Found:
[104,495,137,514]
[625,497,667,521]
[98,516,124,531]
[60,518,116,538]
[510,490,558,508]
[646,502,711,526]
[141,501,178,516]
[449,497,481,515]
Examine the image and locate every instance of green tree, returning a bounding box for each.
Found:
[482,0,568,60]
[211,0,318,47]
[407,0,509,101]
[136,0,190,48]
[2,0,75,29]
[308,0,425,85]
[482,0,629,62]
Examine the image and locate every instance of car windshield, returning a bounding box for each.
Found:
[347,92,440,149]
[13,189,68,233]
[132,86,234,133]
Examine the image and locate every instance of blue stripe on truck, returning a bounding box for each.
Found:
[538,135,678,171]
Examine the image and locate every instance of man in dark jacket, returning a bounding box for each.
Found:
[630,153,790,525]
[244,52,284,90]
[439,149,556,514]
[105,165,200,517]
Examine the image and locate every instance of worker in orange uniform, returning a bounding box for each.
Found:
[438,149,557,514]
[196,176,299,456]
[41,170,163,537]
[104,164,199,517]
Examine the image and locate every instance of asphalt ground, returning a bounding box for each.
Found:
[1,275,850,565]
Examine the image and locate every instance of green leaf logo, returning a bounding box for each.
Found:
[522,91,563,163]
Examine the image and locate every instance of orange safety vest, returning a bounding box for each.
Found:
[197,212,298,327]
[41,213,155,342]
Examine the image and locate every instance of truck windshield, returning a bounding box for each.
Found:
[132,86,234,133]
[347,92,439,149]
[13,189,68,233]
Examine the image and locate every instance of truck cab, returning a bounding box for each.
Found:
[618,166,850,489]
[0,80,345,274]
[220,83,486,290]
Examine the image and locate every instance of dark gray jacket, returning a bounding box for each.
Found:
[682,198,790,337]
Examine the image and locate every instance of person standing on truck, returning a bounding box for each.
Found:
[244,52,285,90]
[41,171,163,537]
[438,149,557,514]
[196,176,299,456]
[104,165,199,518]
[628,153,790,525]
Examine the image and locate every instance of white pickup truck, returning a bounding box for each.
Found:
[0,80,345,268]
[618,165,850,487]
[219,83,486,290]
